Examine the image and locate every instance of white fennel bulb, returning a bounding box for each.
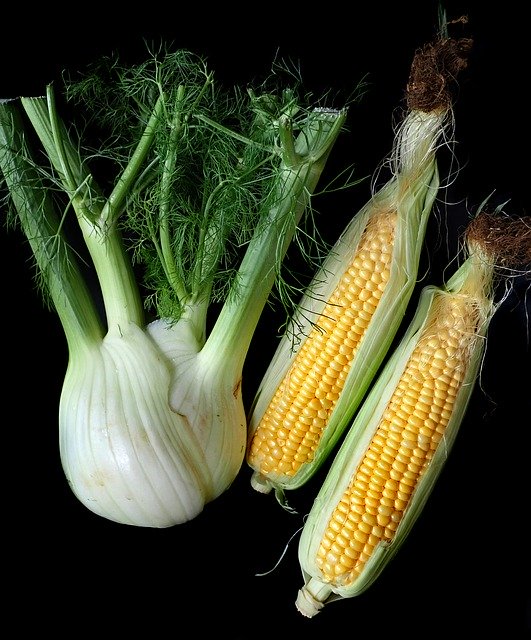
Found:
[0,49,348,526]
[60,323,211,527]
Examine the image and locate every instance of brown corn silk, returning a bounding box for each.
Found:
[246,34,471,497]
[295,211,531,617]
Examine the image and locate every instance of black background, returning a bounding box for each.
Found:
[2,1,529,636]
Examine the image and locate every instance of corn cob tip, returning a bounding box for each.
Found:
[295,579,331,618]
[250,471,273,494]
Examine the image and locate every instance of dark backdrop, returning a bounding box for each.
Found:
[2,2,528,636]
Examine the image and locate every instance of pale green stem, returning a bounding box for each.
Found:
[0,99,104,355]
[21,89,165,332]
[159,85,188,302]
[201,109,347,380]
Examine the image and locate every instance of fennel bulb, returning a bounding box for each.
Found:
[60,322,210,527]
[0,50,348,526]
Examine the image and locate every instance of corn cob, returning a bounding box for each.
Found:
[246,34,471,500]
[295,210,531,617]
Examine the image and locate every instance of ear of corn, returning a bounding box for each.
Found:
[246,107,447,499]
[294,219,503,617]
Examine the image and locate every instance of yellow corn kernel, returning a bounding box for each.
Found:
[247,209,396,479]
